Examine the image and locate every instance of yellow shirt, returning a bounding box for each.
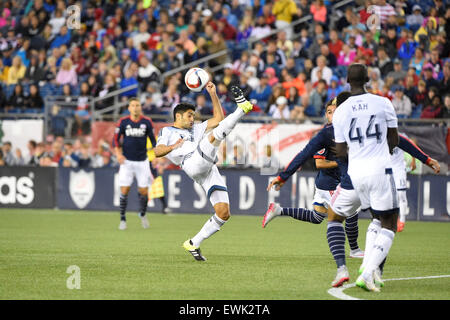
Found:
[147,137,156,161]
[272,0,298,23]
[7,65,26,85]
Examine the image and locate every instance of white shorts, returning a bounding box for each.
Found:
[313,187,335,209]
[350,169,399,213]
[182,143,229,206]
[118,159,153,188]
[330,185,361,218]
[392,165,407,190]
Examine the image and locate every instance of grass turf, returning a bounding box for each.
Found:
[0,208,449,300]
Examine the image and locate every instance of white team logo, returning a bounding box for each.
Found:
[69,170,95,209]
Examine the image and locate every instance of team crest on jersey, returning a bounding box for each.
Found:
[69,170,95,209]
[317,148,326,155]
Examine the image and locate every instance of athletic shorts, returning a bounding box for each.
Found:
[350,168,399,213]
[330,184,361,218]
[118,159,153,188]
[392,165,407,191]
[182,144,229,206]
[313,187,335,209]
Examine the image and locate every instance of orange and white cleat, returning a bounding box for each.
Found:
[397,220,405,232]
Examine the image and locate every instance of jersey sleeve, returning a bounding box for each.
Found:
[156,127,169,146]
[384,98,398,128]
[313,148,327,159]
[398,134,430,164]
[278,128,328,182]
[112,119,123,148]
[146,119,157,147]
[332,109,346,143]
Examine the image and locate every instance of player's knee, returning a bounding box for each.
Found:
[214,203,230,221]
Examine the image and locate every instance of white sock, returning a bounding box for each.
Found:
[362,228,395,280]
[212,108,244,141]
[360,218,381,271]
[398,190,407,223]
[191,214,226,247]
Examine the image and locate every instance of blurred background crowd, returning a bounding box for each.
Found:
[0,0,449,168]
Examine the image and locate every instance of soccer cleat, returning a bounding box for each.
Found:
[349,248,365,259]
[118,220,127,230]
[230,86,253,113]
[397,220,405,232]
[163,207,172,214]
[356,275,380,292]
[331,265,350,287]
[373,268,385,288]
[262,203,282,228]
[183,239,207,261]
[140,216,149,229]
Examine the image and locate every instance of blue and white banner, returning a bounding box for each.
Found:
[53,167,450,222]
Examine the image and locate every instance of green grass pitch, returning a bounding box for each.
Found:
[1,208,449,300]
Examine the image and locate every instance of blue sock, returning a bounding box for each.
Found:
[120,194,128,221]
[138,193,148,217]
[281,207,325,224]
[345,213,359,250]
[327,221,346,268]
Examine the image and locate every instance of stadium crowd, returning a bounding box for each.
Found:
[0,0,449,164]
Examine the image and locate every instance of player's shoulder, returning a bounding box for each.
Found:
[117,115,131,125]
[141,115,154,125]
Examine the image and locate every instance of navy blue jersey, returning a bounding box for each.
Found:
[398,134,430,164]
[313,148,340,191]
[112,115,157,161]
[278,123,355,190]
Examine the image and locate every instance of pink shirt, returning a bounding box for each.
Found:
[310,5,327,23]
[56,68,78,86]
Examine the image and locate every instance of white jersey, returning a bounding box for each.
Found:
[333,93,398,178]
[156,121,208,166]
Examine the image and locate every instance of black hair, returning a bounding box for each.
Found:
[347,64,369,87]
[173,103,196,120]
[336,91,352,107]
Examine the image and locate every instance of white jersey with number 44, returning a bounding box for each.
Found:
[332,93,398,178]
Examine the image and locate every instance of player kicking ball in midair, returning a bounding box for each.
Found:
[113,98,157,230]
[153,82,253,261]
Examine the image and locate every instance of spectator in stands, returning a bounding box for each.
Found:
[421,94,443,119]
[6,83,26,112]
[120,68,138,100]
[272,0,298,40]
[249,73,272,106]
[1,142,14,166]
[309,79,328,116]
[24,84,44,111]
[50,25,71,50]
[387,59,407,84]
[161,78,180,114]
[423,65,441,89]
[56,57,77,87]
[26,140,38,166]
[195,94,213,116]
[319,44,337,69]
[327,76,342,101]
[337,43,356,67]
[392,86,412,118]
[24,55,44,83]
[48,8,65,37]
[407,5,425,32]
[6,56,26,85]
[311,55,332,85]
[375,0,396,27]
[269,96,291,119]
[59,142,80,168]
[442,94,450,118]
[376,47,394,78]
[137,54,160,90]
[78,144,92,168]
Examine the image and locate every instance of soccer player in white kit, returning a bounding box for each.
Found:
[332,64,400,292]
[153,82,253,261]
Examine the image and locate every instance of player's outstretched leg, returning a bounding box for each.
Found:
[327,221,349,287]
[210,86,253,143]
[262,203,282,228]
[138,192,149,229]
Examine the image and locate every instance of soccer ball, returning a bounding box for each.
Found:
[184,67,210,92]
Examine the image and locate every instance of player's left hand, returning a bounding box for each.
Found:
[427,158,440,174]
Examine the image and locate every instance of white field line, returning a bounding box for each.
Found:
[327,275,450,300]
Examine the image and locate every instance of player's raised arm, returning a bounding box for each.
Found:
[153,138,185,158]
[267,129,329,191]
[205,81,225,130]
[398,135,440,173]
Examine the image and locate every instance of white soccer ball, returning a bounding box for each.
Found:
[184,67,210,92]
